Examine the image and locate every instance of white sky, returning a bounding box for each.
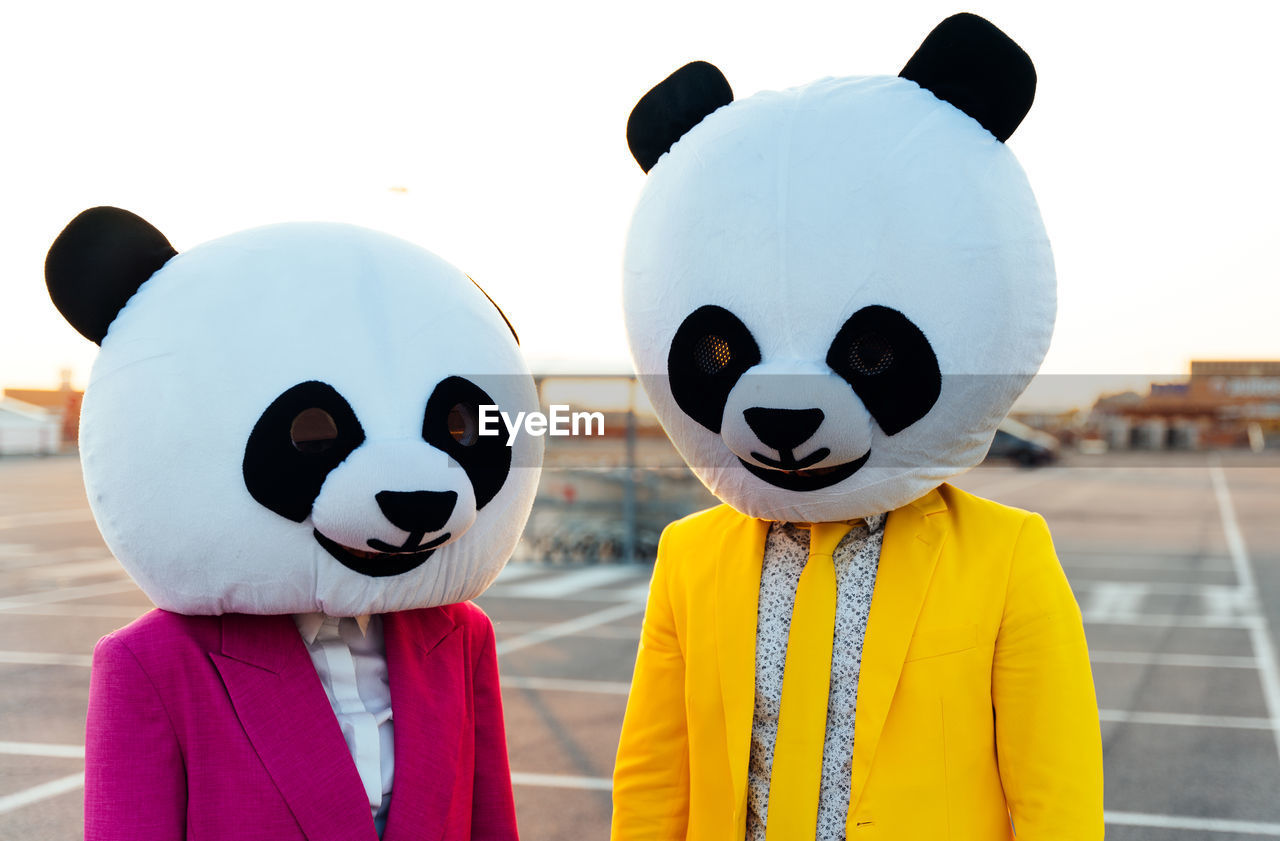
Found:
[1,0,1277,399]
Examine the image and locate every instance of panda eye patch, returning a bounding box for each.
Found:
[447,403,478,447]
[668,306,761,433]
[243,381,365,523]
[826,306,940,436]
[423,377,512,509]
[290,408,339,453]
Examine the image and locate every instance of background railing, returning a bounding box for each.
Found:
[514,375,715,565]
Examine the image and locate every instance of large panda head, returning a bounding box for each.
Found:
[46,208,541,616]
[623,14,1055,523]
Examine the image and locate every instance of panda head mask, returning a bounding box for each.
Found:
[46,208,542,616]
[624,14,1055,523]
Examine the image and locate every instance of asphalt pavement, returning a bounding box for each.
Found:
[1,452,1278,839]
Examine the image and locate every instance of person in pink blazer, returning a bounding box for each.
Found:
[86,607,511,840]
[45,208,544,840]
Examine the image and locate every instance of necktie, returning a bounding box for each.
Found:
[765,520,855,841]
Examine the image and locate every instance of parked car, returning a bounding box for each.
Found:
[986,418,1059,466]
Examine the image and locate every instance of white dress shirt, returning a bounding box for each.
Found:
[294,613,394,837]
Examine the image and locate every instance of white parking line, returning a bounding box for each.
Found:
[488,590,648,605]
[495,602,646,656]
[1089,650,1259,669]
[1099,709,1275,731]
[961,469,1056,501]
[1064,546,1233,560]
[1210,462,1280,766]
[0,650,92,667]
[0,741,85,758]
[0,546,115,569]
[1213,463,1257,593]
[0,773,85,815]
[616,582,654,603]
[494,564,544,583]
[490,620,640,641]
[501,675,631,695]
[0,509,94,531]
[1082,582,1147,620]
[1062,554,1234,571]
[1084,613,1259,629]
[17,558,123,580]
[510,772,612,791]
[0,603,149,619]
[0,579,140,611]
[499,566,643,599]
[1106,809,1280,836]
[1074,581,1250,597]
[1078,579,1260,625]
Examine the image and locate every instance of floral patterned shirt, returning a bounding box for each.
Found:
[745,513,886,841]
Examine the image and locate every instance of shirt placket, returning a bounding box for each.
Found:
[317,617,383,812]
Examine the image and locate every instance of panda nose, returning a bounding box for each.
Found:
[744,407,825,453]
[375,490,457,534]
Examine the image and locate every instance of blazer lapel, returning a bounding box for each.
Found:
[848,487,950,815]
[714,512,770,827]
[380,607,463,841]
[210,613,378,841]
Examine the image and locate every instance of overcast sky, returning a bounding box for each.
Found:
[2,0,1276,403]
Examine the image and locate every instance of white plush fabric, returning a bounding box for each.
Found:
[80,223,542,615]
[624,75,1055,522]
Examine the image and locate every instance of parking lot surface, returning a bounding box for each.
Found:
[1,453,1279,839]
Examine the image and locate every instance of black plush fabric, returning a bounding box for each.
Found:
[739,449,871,493]
[422,377,512,509]
[45,206,178,344]
[744,407,825,455]
[243,381,367,523]
[314,529,450,578]
[467,275,519,344]
[668,305,761,433]
[825,305,941,435]
[899,13,1036,142]
[374,490,457,535]
[628,61,734,173]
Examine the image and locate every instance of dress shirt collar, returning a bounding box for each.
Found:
[293,612,372,644]
[790,512,888,536]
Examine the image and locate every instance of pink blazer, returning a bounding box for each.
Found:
[85,603,517,841]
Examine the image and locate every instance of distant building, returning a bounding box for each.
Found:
[1088,361,1280,450]
[2,369,84,451]
[0,397,61,456]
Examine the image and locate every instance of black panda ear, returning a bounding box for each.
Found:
[45,206,178,345]
[899,13,1036,142]
[627,61,733,173]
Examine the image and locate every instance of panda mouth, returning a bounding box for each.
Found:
[739,449,871,492]
[313,530,451,578]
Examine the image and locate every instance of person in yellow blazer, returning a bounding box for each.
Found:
[614,489,1102,839]
[613,13,1103,841]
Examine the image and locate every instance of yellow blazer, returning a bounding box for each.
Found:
[612,484,1103,840]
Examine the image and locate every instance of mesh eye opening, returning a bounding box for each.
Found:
[848,333,894,376]
[290,408,339,453]
[693,334,733,375]
[447,403,479,447]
